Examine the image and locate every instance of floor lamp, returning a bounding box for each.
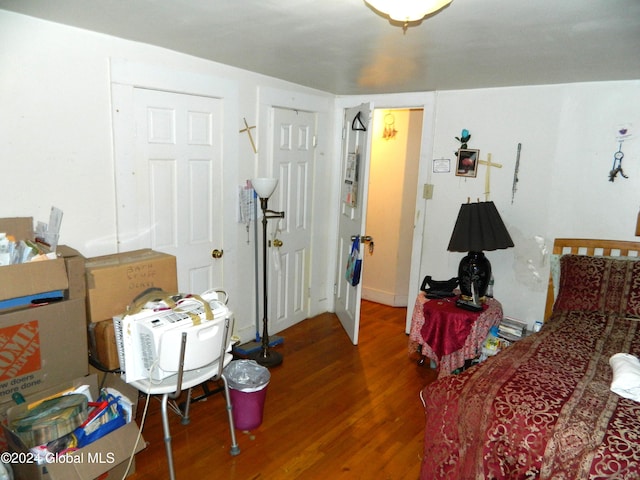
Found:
[251,178,285,367]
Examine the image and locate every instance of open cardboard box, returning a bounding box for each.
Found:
[0,218,68,305]
[55,245,86,301]
[3,373,145,480]
[0,218,86,309]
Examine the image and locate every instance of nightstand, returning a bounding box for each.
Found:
[408,291,503,378]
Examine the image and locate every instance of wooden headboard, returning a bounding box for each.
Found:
[543,238,640,320]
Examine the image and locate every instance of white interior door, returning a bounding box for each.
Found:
[116,87,224,294]
[334,103,373,345]
[269,107,316,333]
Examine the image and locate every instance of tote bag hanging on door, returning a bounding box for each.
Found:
[345,236,362,286]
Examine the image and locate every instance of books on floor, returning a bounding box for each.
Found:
[498,317,527,340]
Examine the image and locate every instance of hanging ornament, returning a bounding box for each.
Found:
[608,143,628,182]
[383,112,397,140]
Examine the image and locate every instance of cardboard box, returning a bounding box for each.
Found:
[0,246,86,310]
[0,291,65,311]
[0,217,36,243]
[88,320,120,371]
[0,219,85,303]
[3,373,145,480]
[0,218,70,304]
[85,249,177,322]
[56,246,86,300]
[0,298,88,408]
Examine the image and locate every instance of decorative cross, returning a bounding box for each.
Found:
[478,153,502,201]
[240,117,257,154]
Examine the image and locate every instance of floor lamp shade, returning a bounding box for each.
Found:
[447,201,514,300]
[251,178,278,199]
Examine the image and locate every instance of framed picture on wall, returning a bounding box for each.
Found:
[455,149,479,178]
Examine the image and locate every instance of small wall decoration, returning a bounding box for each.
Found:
[478,153,502,201]
[455,149,479,178]
[239,117,257,153]
[616,123,634,142]
[455,129,471,150]
[609,143,628,182]
[383,112,398,140]
[511,143,522,204]
[609,124,634,182]
[433,158,451,173]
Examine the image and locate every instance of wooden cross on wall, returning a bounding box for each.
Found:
[240,117,257,154]
[478,153,502,201]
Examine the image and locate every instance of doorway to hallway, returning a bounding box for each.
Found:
[361,108,423,308]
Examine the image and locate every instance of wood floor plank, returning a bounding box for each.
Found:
[126,301,436,479]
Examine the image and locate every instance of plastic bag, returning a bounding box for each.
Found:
[46,390,128,454]
[483,327,501,355]
[223,360,271,392]
[345,237,362,286]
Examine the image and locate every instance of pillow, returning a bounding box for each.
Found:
[554,255,607,313]
[553,254,640,318]
[610,353,640,403]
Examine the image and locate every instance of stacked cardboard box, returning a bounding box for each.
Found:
[0,218,90,456]
[85,249,178,370]
[0,300,88,404]
[0,219,148,479]
[0,219,89,411]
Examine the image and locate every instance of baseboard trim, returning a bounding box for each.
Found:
[361,287,408,307]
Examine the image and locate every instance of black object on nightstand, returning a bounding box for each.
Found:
[420,275,458,299]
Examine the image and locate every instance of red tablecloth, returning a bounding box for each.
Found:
[408,291,503,378]
[420,297,487,358]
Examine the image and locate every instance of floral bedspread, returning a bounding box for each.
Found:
[420,310,640,479]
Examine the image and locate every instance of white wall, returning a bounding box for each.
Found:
[0,10,335,342]
[418,82,640,328]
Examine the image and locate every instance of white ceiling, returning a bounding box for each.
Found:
[2,0,639,95]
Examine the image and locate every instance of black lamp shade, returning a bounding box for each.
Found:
[448,201,514,300]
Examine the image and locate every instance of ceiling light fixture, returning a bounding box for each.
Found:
[365,0,452,33]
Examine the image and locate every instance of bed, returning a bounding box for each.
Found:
[420,238,640,479]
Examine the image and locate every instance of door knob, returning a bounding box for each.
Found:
[272,238,283,248]
[350,235,373,242]
[211,249,223,259]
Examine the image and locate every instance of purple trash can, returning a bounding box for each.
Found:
[224,360,270,431]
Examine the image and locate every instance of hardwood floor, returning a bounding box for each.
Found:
[127,301,437,479]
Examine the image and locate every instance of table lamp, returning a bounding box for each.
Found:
[251,178,285,367]
[447,200,514,302]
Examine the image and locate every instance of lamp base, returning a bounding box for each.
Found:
[250,347,283,368]
[458,251,491,302]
